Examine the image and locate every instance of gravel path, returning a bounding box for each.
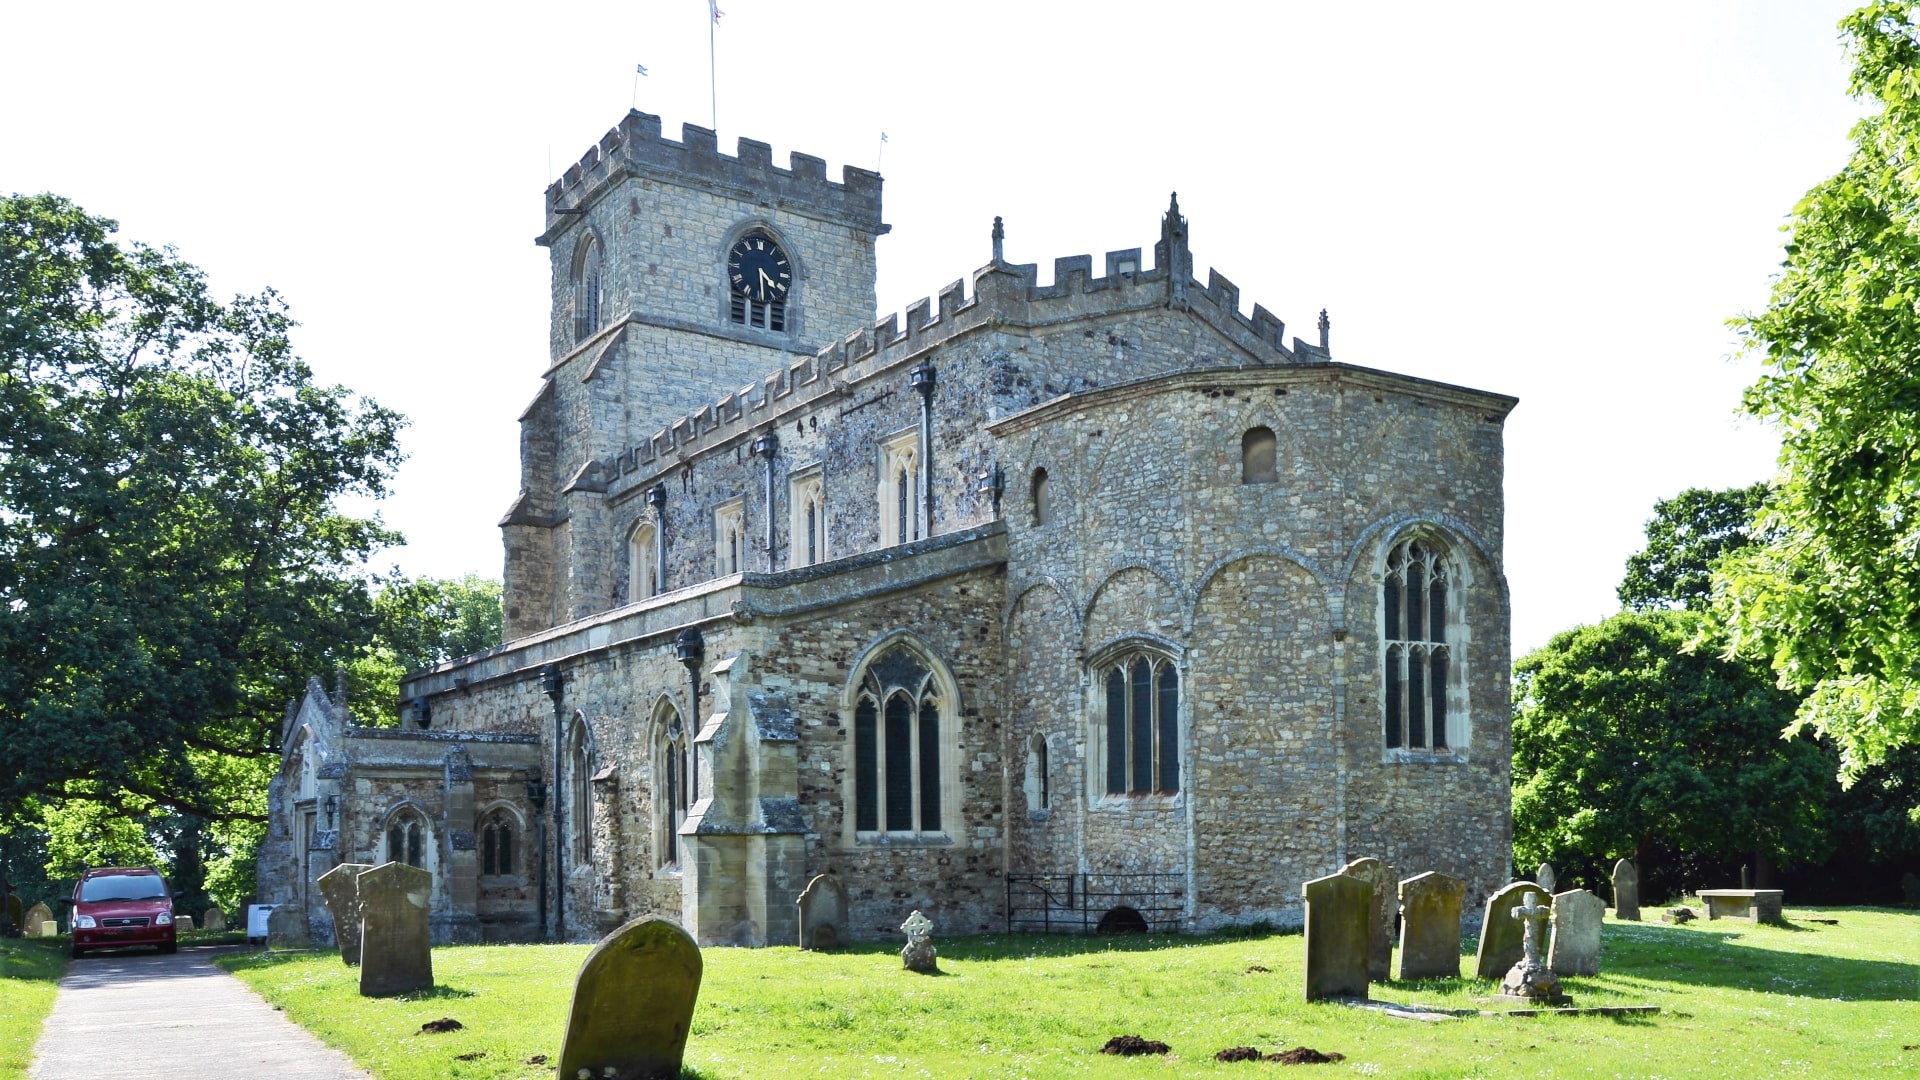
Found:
[29,945,369,1080]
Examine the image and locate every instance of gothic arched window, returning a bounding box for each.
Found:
[1242,426,1277,484]
[386,810,428,869]
[574,237,604,344]
[480,809,514,876]
[656,703,692,867]
[878,430,921,547]
[1100,651,1180,796]
[1384,537,1456,751]
[1025,733,1050,814]
[851,643,950,835]
[568,719,594,864]
[629,521,659,600]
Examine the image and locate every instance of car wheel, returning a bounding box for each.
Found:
[160,941,177,955]
[70,945,86,959]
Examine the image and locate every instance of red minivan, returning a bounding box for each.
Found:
[69,867,177,958]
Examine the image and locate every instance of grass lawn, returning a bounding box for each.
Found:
[216,906,1919,1079]
[0,936,66,1080]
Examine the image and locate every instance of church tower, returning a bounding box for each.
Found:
[502,112,886,638]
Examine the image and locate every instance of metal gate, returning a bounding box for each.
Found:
[1005,871,1186,934]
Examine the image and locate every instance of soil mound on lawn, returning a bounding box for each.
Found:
[1268,1046,1345,1064]
[1101,1035,1171,1056]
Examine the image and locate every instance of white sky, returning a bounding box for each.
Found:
[1,1,1864,655]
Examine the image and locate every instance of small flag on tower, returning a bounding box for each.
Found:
[709,0,723,21]
[635,64,648,76]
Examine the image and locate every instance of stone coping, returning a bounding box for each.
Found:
[1694,889,1784,899]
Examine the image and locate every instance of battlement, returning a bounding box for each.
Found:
[542,111,886,239]
[592,206,1329,498]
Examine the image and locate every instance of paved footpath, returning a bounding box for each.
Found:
[30,945,369,1080]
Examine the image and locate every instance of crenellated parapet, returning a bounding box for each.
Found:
[590,202,1331,499]
[538,111,886,244]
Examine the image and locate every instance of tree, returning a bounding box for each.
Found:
[346,573,503,726]
[0,193,406,828]
[1618,483,1770,611]
[1719,2,1920,800]
[1511,611,1835,898]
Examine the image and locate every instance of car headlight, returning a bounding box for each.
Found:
[155,912,173,926]
[74,915,96,929]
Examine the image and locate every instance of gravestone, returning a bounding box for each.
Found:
[1301,871,1370,1001]
[555,916,702,1080]
[23,904,53,938]
[1498,891,1565,1003]
[1546,889,1604,976]
[795,874,849,951]
[1902,871,1920,907]
[900,910,938,972]
[356,862,433,997]
[1535,862,1557,896]
[266,902,311,950]
[1473,881,1538,979]
[1611,859,1640,921]
[1740,864,1751,890]
[37,922,57,938]
[176,915,194,932]
[1395,871,1465,980]
[202,908,227,933]
[1338,856,1397,981]
[317,862,373,966]
[3,892,21,935]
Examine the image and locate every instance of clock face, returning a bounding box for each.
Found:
[728,234,791,303]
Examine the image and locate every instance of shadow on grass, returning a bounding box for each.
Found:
[1596,920,1915,1001]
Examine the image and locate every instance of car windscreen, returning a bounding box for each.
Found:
[78,875,167,902]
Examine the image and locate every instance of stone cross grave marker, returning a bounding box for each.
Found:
[356,861,433,997]
[23,904,52,938]
[1535,862,1556,896]
[1499,890,1565,1003]
[1547,889,1604,976]
[796,873,849,951]
[266,902,311,950]
[1473,881,1539,979]
[1302,871,1370,1001]
[1339,856,1397,981]
[202,908,226,933]
[1611,859,1639,921]
[555,916,703,1080]
[900,910,938,972]
[1395,871,1465,980]
[317,863,373,966]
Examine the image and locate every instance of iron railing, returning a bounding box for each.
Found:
[1005,871,1186,934]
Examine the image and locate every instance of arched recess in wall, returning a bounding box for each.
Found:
[1006,580,1078,829]
[571,231,606,344]
[1241,426,1278,483]
[841,631,962,843]
[627,519,660,600]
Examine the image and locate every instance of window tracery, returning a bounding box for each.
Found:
[1098,651,1180,796]
[1384,537,1455,752]
[852,644,947,835]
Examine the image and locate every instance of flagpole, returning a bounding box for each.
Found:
[709,7,718,131]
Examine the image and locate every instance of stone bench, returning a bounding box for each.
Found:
[1696,889,1784,924]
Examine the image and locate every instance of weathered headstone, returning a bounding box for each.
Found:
[317,862,373,966]
[1473,881,1538,979]
[356,861,433,997]
[37,921,56,938]
[900,910,938,972]
[1395,871,1465,980]
[1611,859,1640,921]
[1498,891,1565,1003]
[3,892,21,935]
[176,915,194,932]
[202,908,227,933]
[23,904,53,938]
[1338,856,1397,981]
[266,902,311,950]
[1301,871,1370,1001]
[1534,862,1557,896]
[1546,889,1604,976]
[555,916,702,1080]
[1902,871,1920,907]
[795,873,849,951]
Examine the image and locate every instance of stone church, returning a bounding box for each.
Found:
[260,109,1516,947]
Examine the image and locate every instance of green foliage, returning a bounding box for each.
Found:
[1720,3,1920,798]
[0,193,406,827]
[1619,483,1771,611]
[1511,611,1835,877]
[345,574,502,726]
[215,915,1920,1078]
